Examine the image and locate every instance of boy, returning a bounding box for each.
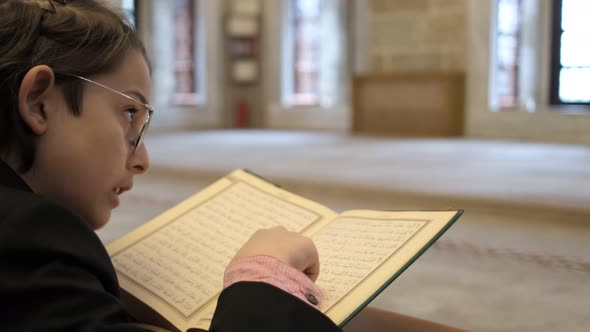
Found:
[0,1,339,331]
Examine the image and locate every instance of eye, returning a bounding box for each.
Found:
[123,107,139,122]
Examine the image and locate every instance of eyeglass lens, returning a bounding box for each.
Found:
[129,108,151,151]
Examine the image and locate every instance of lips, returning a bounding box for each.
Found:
[113,185,133,196]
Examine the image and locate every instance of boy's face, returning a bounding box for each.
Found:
[25,50,152,230]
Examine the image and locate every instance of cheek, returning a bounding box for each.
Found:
[81,95,130,145]
[57,139,126,230]
[51,115,128,197]
[85,112,131,157]
[35,103,131,228]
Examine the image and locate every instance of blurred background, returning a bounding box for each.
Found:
[98,1,590,331]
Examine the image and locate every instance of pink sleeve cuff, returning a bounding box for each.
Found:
[224,255,323,310]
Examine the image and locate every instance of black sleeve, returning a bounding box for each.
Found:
[0,198,340,332]
[208,282,342,332]
[0,201,150,332]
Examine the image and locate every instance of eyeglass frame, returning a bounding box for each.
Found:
[67,74,154,153]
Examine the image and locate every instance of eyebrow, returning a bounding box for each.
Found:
[125,90,149,105]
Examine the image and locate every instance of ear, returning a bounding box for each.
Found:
[18,65,56,136]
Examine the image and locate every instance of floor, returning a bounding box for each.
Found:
[97,130,590,332]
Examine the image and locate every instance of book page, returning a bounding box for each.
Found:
[313,216,426,309]
[309,210,460,325]
[107,170,337,331]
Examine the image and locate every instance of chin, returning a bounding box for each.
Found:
[88,211,112,231]
[92,221,109,230]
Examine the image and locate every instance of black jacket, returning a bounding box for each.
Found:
[0,160,340,332]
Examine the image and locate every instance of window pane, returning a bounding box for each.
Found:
[106,0,135,25]
[553,0,590,104]
[497,0,520,33]
[174,0,198,105]
[292,0,321,105]
[561,0,590,32]
[493,0,521,109]
[497,35,518,66]
[295,0,320,19]
[286,0,344,107]
[559,68,590,102]
[560,32,590,67]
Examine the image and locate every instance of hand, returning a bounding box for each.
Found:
[231,226,320,282]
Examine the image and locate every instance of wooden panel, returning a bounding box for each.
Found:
[352,73,464,137]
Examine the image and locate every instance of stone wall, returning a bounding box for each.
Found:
[366,0,467,73]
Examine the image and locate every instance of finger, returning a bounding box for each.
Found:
[271,225,288,232]
[304,260,320,282]
[302,238,320,282]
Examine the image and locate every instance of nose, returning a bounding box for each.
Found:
[127,142,150,174]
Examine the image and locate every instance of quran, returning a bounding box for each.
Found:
[106,170,463,331]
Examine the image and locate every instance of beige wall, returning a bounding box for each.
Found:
[264,0,469,132]
[365,0,467,73]
[348,0,467,137]
[358,0,590,144]
[135,0,590,144]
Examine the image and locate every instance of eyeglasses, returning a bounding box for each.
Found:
[69,75,153,153]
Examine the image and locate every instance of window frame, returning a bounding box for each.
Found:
[281,0,348,109]
[172,0,202,106]
[490,0,523,111]
[145,0,223,129]
[289,0,321,107]
[264,0,350,131]
[549,0,590,106]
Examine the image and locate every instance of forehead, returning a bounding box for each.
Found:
[90,50,151,102]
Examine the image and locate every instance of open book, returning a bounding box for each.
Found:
[107,170,463,331]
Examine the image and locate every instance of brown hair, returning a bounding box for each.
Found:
[0,0,148,172]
